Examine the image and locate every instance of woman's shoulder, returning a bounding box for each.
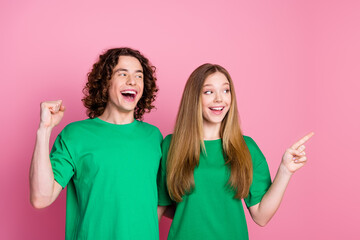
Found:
[243,135,256,146]
[243,135,267,165]
[243,135,263,155]
[162,134,173,148]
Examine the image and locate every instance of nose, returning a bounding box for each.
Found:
[126,75,136,86]
[214,91,223,102]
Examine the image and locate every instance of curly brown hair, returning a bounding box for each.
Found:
[82,47,158,120]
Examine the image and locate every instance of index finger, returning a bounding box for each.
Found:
[291,132,314,149]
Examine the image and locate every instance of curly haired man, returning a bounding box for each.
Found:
[29,48,163,240]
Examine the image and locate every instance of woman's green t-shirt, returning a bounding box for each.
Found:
[158,135,272,240]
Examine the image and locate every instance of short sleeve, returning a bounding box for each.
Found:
[244,136,272,208]
[50,130,75,188]
[157,135,174,206]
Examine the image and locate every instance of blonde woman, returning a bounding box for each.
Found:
[157,63,313,239]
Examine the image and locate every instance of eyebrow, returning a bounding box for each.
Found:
[203,82,230,87]
[114,68,143,74]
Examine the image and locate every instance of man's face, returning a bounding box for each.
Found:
[106,55,144,115]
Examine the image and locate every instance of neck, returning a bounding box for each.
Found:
[99,106,135,125]
[203,121,221,140]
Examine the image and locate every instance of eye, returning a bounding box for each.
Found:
[204,90,212,95]
[118,73,127,77]
[224,89,230,93]
[135,75,143,79]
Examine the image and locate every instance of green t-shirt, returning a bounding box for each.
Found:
[50,118,163,240]
[158,135,272,240]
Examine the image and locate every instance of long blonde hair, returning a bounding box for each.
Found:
[167,63,253,202]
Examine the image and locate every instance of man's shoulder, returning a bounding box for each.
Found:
[137,121,162,137]
[63,118,93,130]
[59,118,95,137]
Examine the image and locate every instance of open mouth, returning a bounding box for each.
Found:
[209,106,225,114]
[121,90,137,101]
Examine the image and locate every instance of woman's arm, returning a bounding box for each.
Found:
[157,206,167,222]
[158,205,176,222]
[248,132,314,226]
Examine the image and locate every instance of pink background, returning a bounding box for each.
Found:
[1,0,359,239]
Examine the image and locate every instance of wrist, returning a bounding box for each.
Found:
[279,163,294,178]
[37,124,53,136]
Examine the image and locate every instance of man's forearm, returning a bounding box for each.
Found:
[29,127,56,208]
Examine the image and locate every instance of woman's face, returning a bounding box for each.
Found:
[201,72,231,127]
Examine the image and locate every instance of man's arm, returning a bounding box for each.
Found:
[29,100,65,209]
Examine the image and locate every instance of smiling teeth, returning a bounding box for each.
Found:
[210,107,224,110]
[121,90,136,94]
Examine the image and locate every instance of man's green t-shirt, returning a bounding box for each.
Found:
[50,118,162,240]
[158,135,272,240]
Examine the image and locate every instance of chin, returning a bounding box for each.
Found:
[204,118,225,126]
